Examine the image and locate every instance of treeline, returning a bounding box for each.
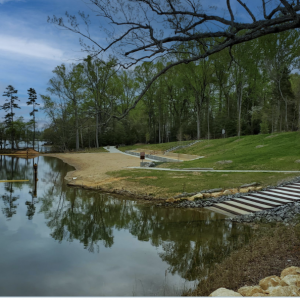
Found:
[0,86,40,150]
[42,30,300,151]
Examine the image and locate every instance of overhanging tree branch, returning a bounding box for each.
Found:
[48,0,300,119]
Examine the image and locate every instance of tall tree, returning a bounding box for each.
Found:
[1,85,21,149]
[49,0,300,120]
[46,63,85,151]
[27,88,40,150]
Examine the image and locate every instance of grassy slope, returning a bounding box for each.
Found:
[107,169,297,197]
[109,132,300,197]
[70,147,109,153]
[162,132,300,171]
[119,140,193,152]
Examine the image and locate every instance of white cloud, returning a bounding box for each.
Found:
[0,0,23,4]
[0,34,64,61]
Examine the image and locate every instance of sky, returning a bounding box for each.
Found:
[0,0,103,129]
[0,0,279,130]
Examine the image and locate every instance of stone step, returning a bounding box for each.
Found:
[244,194,292,204]
[287,184,300,190]
[277,187,300,193]
[268,188,300,198]
[231,198,274,209]
[225,201,263,212]
[259,191,299,200]
[214,203,249,215]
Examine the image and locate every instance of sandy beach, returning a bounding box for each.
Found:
[44,152,153,193]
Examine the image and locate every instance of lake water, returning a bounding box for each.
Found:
[0,155,253,296]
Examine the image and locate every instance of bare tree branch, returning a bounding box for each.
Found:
[48,0,300,120]
[237,0,256,22]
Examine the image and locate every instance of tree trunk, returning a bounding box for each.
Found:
[95,110,99,148]
[80,127,84,148]
[237,82,243,138]
[75,105,79,151]
[33,106,35,150]
[298,99,300,131]
[196,102,201,140]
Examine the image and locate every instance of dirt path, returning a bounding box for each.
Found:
[43,152,152,192]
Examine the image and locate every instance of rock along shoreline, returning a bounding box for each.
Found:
[157,176,300,225]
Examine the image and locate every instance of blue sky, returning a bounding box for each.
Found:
[0,0,101,129]
[0,0,278,130]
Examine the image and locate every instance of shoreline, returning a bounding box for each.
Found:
[43,153,167,201]
[42,153,300,206]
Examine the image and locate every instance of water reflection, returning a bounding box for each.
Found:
[0,156,253,296]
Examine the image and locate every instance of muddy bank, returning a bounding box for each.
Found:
[43,153,166,200]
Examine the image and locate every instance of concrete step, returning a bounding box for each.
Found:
[244,194,292,204]
[214,203,249,215]
[268,188,300,197]
[277,187,300,193]
[231,198,274,209]
[259,191,299,200]
[225,201,263,212]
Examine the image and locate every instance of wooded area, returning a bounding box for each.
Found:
[39,30,300,151]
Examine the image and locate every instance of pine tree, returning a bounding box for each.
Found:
[1,85,20,149]
[27,88,39,150]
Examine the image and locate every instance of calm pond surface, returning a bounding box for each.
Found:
[0,155,253,296]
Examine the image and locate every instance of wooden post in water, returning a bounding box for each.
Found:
[33,163,38,182]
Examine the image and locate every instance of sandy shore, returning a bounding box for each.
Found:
[43,152,157,197]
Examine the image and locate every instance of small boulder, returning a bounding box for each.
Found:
[281,266,300,278]
[282,274,300,286]
[259,275,288,290]
[248,186,257,192]
[230,188,239,194]
[203,193,211,198]
[188,193,203,201]
[268,286,300,296]
[255,186,262,191]
[209,288,242,297]
[211,192,223,198]
[166,197,175,203]
[238,285,265,296]
[223,190,232,195]
[240,188,250,193]
[295,160,300,163]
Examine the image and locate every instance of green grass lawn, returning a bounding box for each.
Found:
[75,147,108,153]
[108,132,300,196]
[107,169,298,197]
[119,140,193,152]
[160,132,300,171]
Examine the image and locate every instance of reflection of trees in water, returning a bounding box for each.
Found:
[39,166,253,281]
[0,156,29,220]
[1,182,19,219]
[0,156,253,281]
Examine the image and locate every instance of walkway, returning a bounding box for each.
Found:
[127,166,300,173]
[103,146,160,161]
[207,182,300,217]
